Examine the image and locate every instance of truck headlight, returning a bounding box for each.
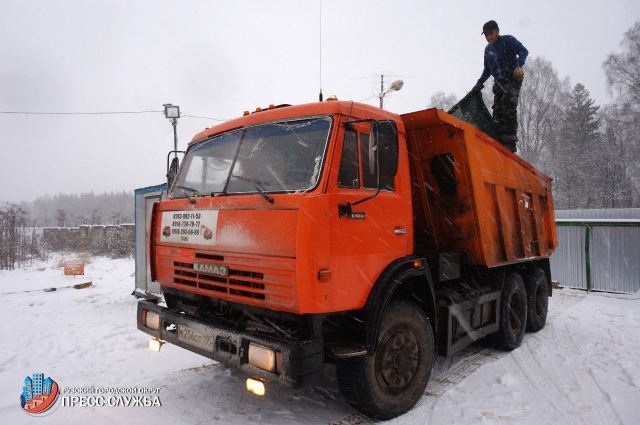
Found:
[142,310,160,330]
[248,343,276,372]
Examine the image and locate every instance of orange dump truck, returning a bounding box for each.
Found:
[137,99,557,419]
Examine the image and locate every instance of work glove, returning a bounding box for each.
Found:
[513,67,524,82]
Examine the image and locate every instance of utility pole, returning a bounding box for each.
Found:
[376,74,404,110]
[379,75,384,109]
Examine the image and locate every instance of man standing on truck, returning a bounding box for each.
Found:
[474,20,528,153]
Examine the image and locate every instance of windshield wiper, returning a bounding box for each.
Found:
[231,175,270,186]
[231,175,274,204]
[174,185,198,204]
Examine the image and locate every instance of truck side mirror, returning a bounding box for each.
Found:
[370,120,399,178]
[167,157,179,189]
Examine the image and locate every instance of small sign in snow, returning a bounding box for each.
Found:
[63,259,84,276]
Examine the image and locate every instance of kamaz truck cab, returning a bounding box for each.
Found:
[138,98,557,420]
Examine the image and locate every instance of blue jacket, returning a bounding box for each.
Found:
[477,35,528,85]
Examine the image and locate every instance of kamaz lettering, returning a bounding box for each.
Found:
[193,262,228,277]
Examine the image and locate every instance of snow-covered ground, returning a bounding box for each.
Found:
[1,256,639,424]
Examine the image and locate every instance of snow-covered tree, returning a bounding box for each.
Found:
[552,83,601,209]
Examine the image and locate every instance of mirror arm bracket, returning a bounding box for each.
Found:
[166,150,185,190]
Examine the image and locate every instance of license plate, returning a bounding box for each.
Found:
[177,325,215,352]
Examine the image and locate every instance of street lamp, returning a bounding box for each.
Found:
[378,79,404,109]
[164,104,181,189]
[163,103,180,154]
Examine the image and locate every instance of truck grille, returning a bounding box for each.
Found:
[158,250,297,311]
[173,261,266,299]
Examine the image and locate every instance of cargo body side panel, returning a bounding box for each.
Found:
[401,109,557,267]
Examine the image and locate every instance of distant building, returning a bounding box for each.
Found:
[23,376,33,402]
[43,377,53,395]
[32,373,44,396]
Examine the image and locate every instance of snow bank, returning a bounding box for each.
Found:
[1,260,639,424]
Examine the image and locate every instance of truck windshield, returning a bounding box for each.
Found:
[171,116,332,199]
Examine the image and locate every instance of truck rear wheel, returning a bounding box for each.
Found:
[335,300,434,420]
[525,268,549,332]
[492,272,527,351]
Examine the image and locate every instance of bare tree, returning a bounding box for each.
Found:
[91,209,102,225]
[597,107,635,207]
[517,57,570,169]
[0,203,31,270]
[428,91,458,111]
[603,20,640,206]
[603,21,640,112]
[56,209,67,227]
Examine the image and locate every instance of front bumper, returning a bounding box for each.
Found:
[137,300,323,388]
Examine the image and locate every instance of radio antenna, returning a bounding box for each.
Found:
[318,0,323,102]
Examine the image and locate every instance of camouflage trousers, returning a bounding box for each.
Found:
[492,77,522,137]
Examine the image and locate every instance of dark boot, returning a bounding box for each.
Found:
[500,134,518,153]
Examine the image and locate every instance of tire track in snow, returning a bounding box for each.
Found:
[502,342,582,425]
[553,317,621,424]
[546,289,586,322]
[327,290,588,424]
[327,412,373,425]
[499,295,619,425]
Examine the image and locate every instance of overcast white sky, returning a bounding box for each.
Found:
[1,0,639,203]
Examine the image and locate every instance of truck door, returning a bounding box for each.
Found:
[134,184,166,299]
[327,122,413,311]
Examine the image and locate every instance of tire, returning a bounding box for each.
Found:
[335,300,434,420]
[525,268,549,332]
[492,272,527,351]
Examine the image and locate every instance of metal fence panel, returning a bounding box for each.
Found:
[555,208,640,220]
[591,226,640,293]
[550,226,587,289]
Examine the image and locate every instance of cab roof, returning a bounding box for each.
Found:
[189,100,399,146]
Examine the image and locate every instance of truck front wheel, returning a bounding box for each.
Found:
[335,300,434,420]
[492,272,528,351]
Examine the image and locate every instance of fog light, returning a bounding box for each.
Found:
[142,310,160,330]
[246,378,265,396]
[149,338,164,352]
[248,343,276,372]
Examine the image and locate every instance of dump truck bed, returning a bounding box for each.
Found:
[401,108,557,267]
